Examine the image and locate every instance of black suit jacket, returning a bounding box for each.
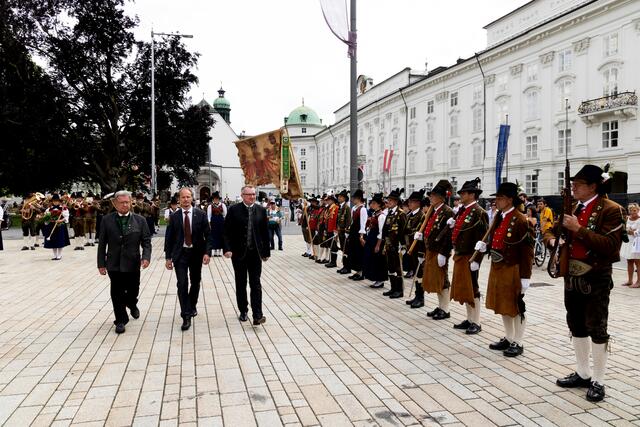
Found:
[164,207,212,261]
[97,212,152,272]
[223,203,270,259]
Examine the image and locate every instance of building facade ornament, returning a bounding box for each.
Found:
[540,51,555,66]
[435,91,450,103]
[510,63,523,76]
[484,74,496,86]
[572,37,590,55]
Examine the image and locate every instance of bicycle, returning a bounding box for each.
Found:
[534,227,547,267]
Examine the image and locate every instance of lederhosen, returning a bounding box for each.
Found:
[336,202,351,254]
[83,203,97,238]
[403,209,424,274]
[383,208,407,277]
[450,203,488,306]
[422,205,454,294]
[300,206,312,244]
[72,206,86,238]
[21,204,39,237]
[312,206,325,245]
[563,198,624,344]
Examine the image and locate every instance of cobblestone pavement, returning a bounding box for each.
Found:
[0,236,639,426]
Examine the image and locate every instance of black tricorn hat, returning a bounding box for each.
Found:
[352,189,365,201]
[170,196,178,205]
[370,192,384,205]
[52,193,61,201]
[337,189,349,200]
[427,180,453,199]
[458,177,482,195]
[387,187,404,200]
[408,188,426,201]
[490,182,523,205]
[211,191,221,200]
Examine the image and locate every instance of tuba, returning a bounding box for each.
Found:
[21,193,45,220]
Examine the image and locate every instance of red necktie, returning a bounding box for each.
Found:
[184,211,192,246]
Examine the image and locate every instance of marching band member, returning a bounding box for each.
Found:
[449,178,488,335]
[476,182,533,357]
[346,189,368,281]
[334,190,352,272]
[207,191,227,256]
[43,194,71,260]
[404,189,426,308]
[363,193,388,288]
[381,188,407,298]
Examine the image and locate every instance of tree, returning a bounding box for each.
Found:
[3,0,213,193]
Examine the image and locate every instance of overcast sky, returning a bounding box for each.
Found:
[127,0,526,136]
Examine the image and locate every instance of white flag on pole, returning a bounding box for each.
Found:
[319,0,355,57]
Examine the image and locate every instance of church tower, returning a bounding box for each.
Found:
[213,87,231,124]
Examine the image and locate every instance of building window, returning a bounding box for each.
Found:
[301,175,306,185]
[602,120,619,148]
[408,154,416,173]
[427,122,434,142]
[558,171,565,194]
[558,129,572,155]
[393,113,399,125]
[300,148,306,156]
[450,92,458,108]
[472,144,482,166]
[603,33,619,57]
[473,85,483,103]
[368,139,373,156]
[450,115,458,138]
[558,79,572,110]
[409,127,416,146]
[603,67,619,97]
[408,184,415,193]
[558,49,572,72]
[427,100,434,114]
[380,119,385,130]
[409,107,416,119]
[473,107,483,132]
[378,134,385,151]
[301,128,307,134]
[527,64,538,82]
[497,102,508,125]
[497,74,508,92]
[300,160,306,171]
[391,158,398,175]
[525,135,538,160]
[525,174,538,195]
[450,144,459,169]
[426,150,434,170]
[526,90,539,121]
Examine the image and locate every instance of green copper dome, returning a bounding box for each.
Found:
[286,105,322,126]
[213,87,230,110]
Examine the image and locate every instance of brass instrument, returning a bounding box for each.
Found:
[21,193,45,220]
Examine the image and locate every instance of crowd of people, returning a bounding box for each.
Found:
[296,164,626,403]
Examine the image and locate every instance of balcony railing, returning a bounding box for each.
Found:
[578,91,637,115]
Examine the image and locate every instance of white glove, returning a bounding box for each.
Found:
[418,257,424,265]
[400,246,407,255]
[437,254,446,267]
[414,232,423,241]
[520,278,530,294]
[446,217,456,228]
[474,241,487,253]
[470,261,480,272]
[333,231,338,236]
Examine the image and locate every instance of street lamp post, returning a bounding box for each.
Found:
[150,30,193,196]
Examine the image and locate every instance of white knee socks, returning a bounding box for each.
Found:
[465,303,473,321]
[592,342,608,384]
[472,297,481,324]
[502,315,515,342]
[573,337,592,380]
[438,288,450,312]
[513,316,526,346]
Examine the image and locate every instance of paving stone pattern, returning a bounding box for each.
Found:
[0,235,639,426]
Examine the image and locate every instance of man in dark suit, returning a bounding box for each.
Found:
[223,185,270,325]
[164,188,212,331]
[97,191,152,334]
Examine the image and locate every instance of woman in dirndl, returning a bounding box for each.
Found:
[43,194,71,260]
[207,192,227,256]
[363,193,388,288]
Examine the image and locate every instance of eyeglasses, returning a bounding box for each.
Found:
[242,193,256,196]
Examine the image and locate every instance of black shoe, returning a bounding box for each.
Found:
[278,247,283,251]
[325,262,337,268]
[426,307,441,317]
[130,306,140,319]
[465,323,482,335]
[337,268,351,274]
[404,271,414,279]
[453,320,471,330]
[556,372,592,388]
[432,310,450,320]
[369,282,384,288]
[34,243,40,247]
[302,253,309,257]
[253,316,266,326]
[320,259,329,264]
[239,313,249,322]
[410,299,424,309]
[586,381,605,402]
[382,289,393,296]
[115,323,126,334]
[74,247,82,251]
[315,259,323,263]
[503,342,524,357]
[352,274,364,281]
[489,338,511,350]
[90,243,96,247]
[389,292,403,299]
[21,246,29,251]
[191,308,198,317]
[181,317,191,331]
[348,273,358,279]
[405,297,415,305]
[84,242,91,247]
[309,256,316,261]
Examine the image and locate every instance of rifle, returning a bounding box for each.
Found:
[407,205,434,255]
[469,212,501,263]
[548,99,572,278]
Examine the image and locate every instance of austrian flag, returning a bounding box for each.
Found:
[383,149,394,172]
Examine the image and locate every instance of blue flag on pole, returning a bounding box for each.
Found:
[496,124,510,190]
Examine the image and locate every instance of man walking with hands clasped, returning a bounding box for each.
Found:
[165,188,212,331]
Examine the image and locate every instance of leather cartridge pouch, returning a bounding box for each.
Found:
[568,259,593,276]
[490,250,504,263]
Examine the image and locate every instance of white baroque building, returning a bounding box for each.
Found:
[288,0,639,197]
